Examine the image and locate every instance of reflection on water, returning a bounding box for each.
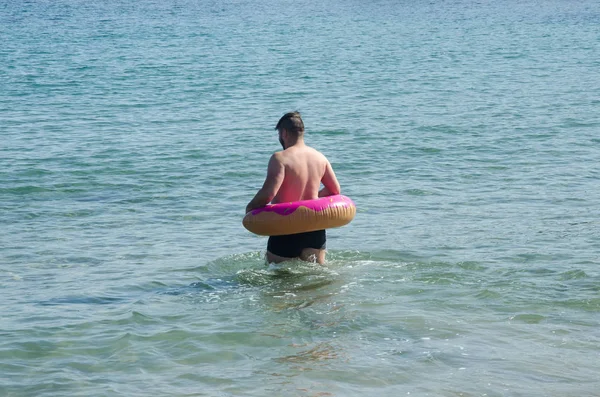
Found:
[174,253,354,393]
[274,341,344,366]
[143,250,600,396]
[238,260,342,313]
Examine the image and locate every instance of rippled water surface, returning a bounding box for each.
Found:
[2,0,600,396]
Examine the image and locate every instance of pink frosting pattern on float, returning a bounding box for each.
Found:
[250,195,355,216]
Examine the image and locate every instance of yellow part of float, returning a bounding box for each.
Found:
[243,195,356,236]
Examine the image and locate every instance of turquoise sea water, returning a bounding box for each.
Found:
[2,0,600,395]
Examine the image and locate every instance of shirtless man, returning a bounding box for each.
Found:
[245,112,341,264]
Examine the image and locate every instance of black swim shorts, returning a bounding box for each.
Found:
[267,230,326,258]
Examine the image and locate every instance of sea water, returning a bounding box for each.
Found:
[1,0,599,395]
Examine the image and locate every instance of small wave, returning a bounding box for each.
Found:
[508,313,547,324]
[1,185,53,194]
[38,295,125,306]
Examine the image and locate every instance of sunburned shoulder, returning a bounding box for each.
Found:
[268,152,286,168]
[278,145,326,162]
[299,145,326,157]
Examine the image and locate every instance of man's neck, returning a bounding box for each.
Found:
[286,137,305,148]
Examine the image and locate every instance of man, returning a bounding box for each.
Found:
[246,112,341,264]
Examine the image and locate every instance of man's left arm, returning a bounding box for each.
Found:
[318,160,340,197]
[245,154,285,213]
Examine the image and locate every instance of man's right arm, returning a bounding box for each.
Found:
[318,160,341,197]
[246,153,285,213]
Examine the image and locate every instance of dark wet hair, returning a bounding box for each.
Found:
[275,111,304,136]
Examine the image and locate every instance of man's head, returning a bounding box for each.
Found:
[275,111,304,135]
[275,112,304,149]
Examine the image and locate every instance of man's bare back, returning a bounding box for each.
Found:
[271,145,337,204]
[245,112,340,264]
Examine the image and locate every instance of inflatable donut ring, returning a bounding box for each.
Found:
[243,194,356,236]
